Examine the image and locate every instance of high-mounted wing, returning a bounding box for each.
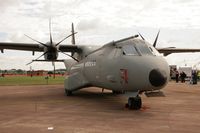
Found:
[0,42,42,52]
[0,41,81,70]
[138,31,200,56]
[0,21,80,62]
[157,47,200,56]
[59,45,80,53]
[0,42,80,53]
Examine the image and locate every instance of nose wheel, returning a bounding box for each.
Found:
[128,96,142,110]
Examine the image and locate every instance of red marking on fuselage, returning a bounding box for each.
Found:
[120,69,128,84]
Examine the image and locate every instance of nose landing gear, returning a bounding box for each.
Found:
[127,95,142,110]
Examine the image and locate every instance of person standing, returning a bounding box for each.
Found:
[175,70,179,83]
[180,71,187,83]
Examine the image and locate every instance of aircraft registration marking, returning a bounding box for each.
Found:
[85,60,96,67]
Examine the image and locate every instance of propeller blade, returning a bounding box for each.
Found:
[26,51,48,65]
[24,34,49,48]
[138,32,145,40]
[49,18,53,45]
[26,61,34,66]
[55,32,78,47]
[52,61,55,66]
[71,23,76,45]
[153,30,160,48]
[58,50,79,62]
[52,61,55,79]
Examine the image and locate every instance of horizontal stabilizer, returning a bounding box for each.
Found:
[32,59,64,62]
[145,91,165,97]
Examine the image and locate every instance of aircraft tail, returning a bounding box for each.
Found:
[71,23,76,45]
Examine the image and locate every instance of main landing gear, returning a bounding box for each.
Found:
[127,95,142,110]
[65,89,72,96]
[112,90,125,94]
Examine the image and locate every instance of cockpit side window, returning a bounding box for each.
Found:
[122,45,139,56]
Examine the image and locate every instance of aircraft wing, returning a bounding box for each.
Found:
[0,42,80,53]
[0,42,43,52]
[157,47,200,56]
[59,45,80,52]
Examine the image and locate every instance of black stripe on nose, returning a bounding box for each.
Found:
[149,69,167,87]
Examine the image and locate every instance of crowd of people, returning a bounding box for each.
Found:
[174,69,198,84]
[175,70,187,83]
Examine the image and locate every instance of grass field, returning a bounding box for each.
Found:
[0,76,65,86]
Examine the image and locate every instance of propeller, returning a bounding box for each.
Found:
[24,34,50,48]
[25,20,78,78]
[71,23,76,45]
[26,51,48,65]
[52,61,55,79]
[25,20,78,66]
[153,30,160,48]
[55,32,77,47]
[49,18,53,45]
[138,32,145,41]
[58,50,79,62]
[138,30,160,48]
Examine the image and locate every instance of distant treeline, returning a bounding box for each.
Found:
[0,69,66,75]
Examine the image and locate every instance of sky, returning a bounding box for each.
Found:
[1,0,200,70]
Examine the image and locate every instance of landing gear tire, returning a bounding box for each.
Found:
[128,96,142,110]
[65,89,72,96]
[112,90,125,94]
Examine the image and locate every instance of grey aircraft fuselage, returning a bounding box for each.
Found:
[64,38,170,94]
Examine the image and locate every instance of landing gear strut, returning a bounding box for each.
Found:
[128,95,142,110]
[65,89,72,96]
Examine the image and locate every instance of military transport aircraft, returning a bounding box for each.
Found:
[1,23,200,110]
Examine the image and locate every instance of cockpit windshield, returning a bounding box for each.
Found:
[122,41,160,56]
[122,45,139,56]
[136,43,153,55]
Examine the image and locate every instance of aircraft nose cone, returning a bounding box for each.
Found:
[149,69,167,87]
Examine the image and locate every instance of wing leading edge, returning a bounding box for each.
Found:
[157,47,200,56]
[0,42,42,52]
[0,42,80,53]
[1,42,200,57]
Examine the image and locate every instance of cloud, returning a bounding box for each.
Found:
[77,18,102,31]
[1,0,200,70]
[0,0,20,9]
[0,32,8,41]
